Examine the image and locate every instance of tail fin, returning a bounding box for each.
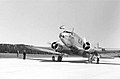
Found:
[72,28,74,32]
[97,42,100,49]
[96,42,105,51]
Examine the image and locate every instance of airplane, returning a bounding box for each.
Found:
[49,25,120,64]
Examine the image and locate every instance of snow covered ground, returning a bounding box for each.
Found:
[0,57,120,79]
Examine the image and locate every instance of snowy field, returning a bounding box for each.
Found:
[0,53,120,79]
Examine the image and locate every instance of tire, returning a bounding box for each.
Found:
[57,55,62,62]
[52,56,55,61]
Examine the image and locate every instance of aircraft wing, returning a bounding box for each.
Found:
[95,49,120,58]
[26,45,68,55]
[26,45,120,58]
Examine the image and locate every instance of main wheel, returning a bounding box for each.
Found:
[52,56,55,61]
[57,55,62,62]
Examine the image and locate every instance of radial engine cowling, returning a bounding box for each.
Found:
[83,42,90,50]
[51,42,63,52]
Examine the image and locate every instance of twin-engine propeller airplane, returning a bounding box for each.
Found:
[50,25,120,64]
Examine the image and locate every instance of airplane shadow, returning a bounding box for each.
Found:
[99,62,120,65]
[27,58,120,65]
[27,58,88,63]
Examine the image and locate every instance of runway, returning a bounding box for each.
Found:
[0,56,120,79]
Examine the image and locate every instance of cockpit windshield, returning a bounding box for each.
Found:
[63,31,72,33]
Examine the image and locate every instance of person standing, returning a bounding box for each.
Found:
[17,50,19,57]
[96,55,100,64]
[23,50,26,60]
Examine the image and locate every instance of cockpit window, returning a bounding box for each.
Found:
[63,31,71,33]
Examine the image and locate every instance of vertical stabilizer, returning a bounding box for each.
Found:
[97,42,100,49]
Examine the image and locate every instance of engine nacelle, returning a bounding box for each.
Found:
[51,42,63,52]
[83,42,90,50]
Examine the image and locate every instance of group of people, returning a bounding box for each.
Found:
[17,50,26,60]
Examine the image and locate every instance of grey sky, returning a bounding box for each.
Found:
[0,0,120,48]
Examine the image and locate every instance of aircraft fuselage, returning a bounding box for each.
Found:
[59,31,84,49]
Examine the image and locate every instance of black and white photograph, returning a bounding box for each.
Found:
[0,0,120,79]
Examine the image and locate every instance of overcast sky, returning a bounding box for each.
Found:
[0,0,120,48]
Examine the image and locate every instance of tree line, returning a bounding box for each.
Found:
[0,44,53,54]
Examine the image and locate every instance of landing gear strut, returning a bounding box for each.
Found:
[52,55,63,62]
[88,54,94,63]
[88,53,100,64]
